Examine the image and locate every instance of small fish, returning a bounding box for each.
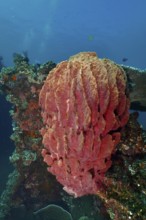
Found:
[88,35,94,41]
[122,57,128,62]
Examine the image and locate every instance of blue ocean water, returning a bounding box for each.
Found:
[0,1,146,219]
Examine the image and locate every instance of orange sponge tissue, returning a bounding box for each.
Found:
[39,52,130,197]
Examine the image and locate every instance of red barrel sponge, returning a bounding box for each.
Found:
[39,52,130,197]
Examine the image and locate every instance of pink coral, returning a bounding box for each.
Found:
[39,52,130,197]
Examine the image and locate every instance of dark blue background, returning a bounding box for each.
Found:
[0,0,146,68]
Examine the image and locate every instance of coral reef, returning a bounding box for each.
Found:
[0,52,145,220]
[0,170,20,219]
[95,112,146,219]
[0,53,62,219]
[39,52,130,197]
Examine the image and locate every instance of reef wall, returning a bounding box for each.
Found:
[0,52,146,220]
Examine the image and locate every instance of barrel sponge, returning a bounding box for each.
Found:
[39,52,130,197]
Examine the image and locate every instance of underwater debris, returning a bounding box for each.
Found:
[122,65,146,111]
